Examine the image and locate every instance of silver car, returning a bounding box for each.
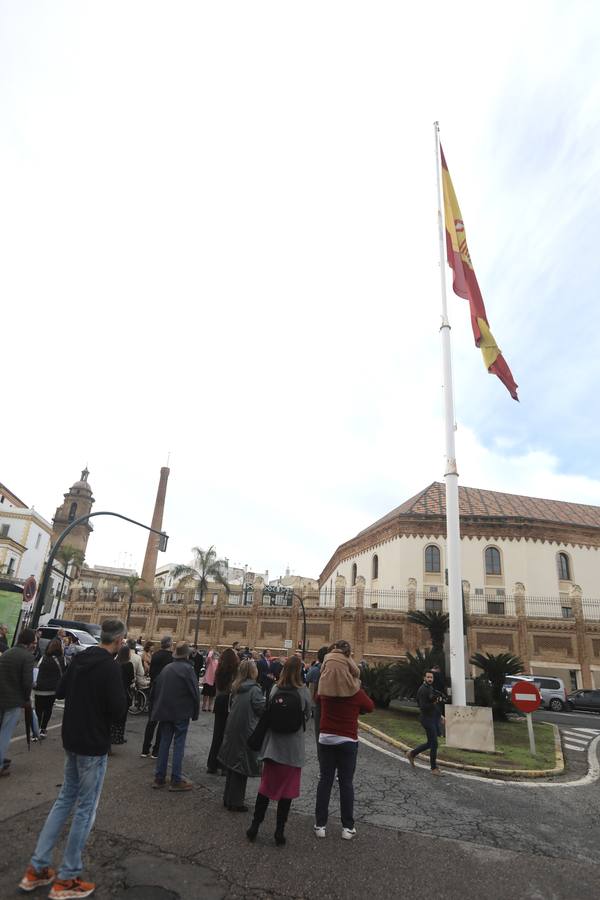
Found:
[37,626,98,657]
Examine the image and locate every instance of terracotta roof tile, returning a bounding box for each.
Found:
[357,482,600,536]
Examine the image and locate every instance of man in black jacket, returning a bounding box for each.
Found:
[18,618,128,899]
[151,641,200,791]
[0,627,36,775]
[406,670,444,776]
[141,635,173,758]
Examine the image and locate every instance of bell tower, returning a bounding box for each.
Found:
[51,467,95,558]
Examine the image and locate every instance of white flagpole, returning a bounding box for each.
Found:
[434,121,466,707]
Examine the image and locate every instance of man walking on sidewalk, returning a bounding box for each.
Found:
[0,627,36,775]
[151,640,200,791]
[18,619,128,899]
[407,670,444,776]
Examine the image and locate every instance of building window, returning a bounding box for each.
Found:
[569,670,578,691]
[68,502,77,523]
[424,545,441,573]
[561,606,573,619]
[485,547,502,576]
[0,524,9,538]
[557,552,571,581]
[351,563,357,586]
[487,600,505,615]
[35,532,42,549]
[7,557,16,575]
[474,588,484,596]
[372,555,379,580]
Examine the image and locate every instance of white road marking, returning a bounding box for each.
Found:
[10,722,62,743]
[358,733,600,787]
[572,728,600,734]
[564,744,585,752]
[562,734,589,743]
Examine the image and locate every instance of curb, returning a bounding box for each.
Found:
[358,720,565,778]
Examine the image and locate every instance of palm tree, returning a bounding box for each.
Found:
[55,544,85,606]
[391,648,441,699]
[171,546,230,647]
[407,610,449,668]
[360,663,397,708]
[122,573,154,629]
[469,652,524,720]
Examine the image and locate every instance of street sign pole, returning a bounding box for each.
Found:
[526,712,536,756]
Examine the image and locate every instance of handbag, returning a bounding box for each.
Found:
[247,708,270,751]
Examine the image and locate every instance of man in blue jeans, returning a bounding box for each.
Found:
[150,640,200,791]
[18,619,128,899]
[407,670,444,776]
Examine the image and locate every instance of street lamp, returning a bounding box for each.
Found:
[30,511,169,629]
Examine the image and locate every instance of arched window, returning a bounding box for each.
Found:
[485,546,502,576]
[557,552,571,581]
[425,545,441,573]
[372,554,379,580]
[351,563,357,586]
[68,502,77,522]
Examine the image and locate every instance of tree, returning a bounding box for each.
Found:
[469,652,524,720]
[122,573,154,629]
[360,663,397,708]
[55,544,85,606]
[172,546,230,647]
[407,610,449,659]
[391,648,441,700]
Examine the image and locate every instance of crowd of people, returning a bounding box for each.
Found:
[0,620,446,898]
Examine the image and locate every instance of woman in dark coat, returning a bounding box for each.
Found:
[206,648,239,774]
[33,639,66,735]
[111,645,134,745]
[218,659,265,811]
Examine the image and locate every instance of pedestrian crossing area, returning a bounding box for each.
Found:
[561,727,600,752]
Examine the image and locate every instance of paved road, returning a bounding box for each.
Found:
[1,707,599,899]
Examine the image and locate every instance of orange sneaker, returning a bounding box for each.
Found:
[18,865,55,892]
[48,877,96,898]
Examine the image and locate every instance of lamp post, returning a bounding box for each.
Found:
[30,511,169,630]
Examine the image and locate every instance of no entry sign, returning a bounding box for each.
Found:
[511,680,541,713]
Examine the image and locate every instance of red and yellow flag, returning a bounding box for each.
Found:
[441,145,518,401]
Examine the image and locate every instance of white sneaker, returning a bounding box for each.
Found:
[313,825,326,839]
[341,827,357,840]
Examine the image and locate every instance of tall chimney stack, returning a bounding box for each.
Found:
[140,466,170,588]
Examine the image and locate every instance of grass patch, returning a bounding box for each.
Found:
[361,708,557,771]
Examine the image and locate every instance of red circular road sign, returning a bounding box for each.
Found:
[511,680,541,713]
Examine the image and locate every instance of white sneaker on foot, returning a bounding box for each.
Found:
[313,825,326,839]
[341,827,357,840]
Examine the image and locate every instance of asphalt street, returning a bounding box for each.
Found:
[1,706,599,899]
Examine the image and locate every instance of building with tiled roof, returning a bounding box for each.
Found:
[318,483,600,691]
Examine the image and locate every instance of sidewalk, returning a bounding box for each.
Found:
[1,715,598,899]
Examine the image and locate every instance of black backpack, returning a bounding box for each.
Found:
[268,687,304,734]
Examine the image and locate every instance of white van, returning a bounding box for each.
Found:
[504,674,568,712]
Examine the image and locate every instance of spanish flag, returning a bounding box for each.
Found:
[441,146,519,401]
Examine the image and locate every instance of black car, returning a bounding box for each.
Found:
[566,689,600,713]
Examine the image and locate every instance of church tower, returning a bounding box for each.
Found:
[51,467,95,557]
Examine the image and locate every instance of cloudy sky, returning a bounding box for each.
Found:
[2,2,600,582]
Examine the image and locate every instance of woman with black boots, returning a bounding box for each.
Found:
[246,655,311,846]
[218,659,266,811]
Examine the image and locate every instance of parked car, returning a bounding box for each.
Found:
[37,626,98,657]
[566,689,600,713]
[504,674,569,712]
[47,618,102,640]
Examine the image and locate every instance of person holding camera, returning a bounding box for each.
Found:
[406,670,445,776]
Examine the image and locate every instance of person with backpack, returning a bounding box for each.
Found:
[218,659,266,811]
[246,655,311,846]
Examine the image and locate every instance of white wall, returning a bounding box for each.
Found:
[327,533,600,597]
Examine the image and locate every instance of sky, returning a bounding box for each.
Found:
[2,2,600,583]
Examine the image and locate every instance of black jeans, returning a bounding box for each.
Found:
[142,719,163,756]
[315,741,358,829]
[206,693,229,772]
[413,717,438,769]
[34,695,56,731]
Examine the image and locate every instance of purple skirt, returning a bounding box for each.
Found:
[259,759,301,801]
